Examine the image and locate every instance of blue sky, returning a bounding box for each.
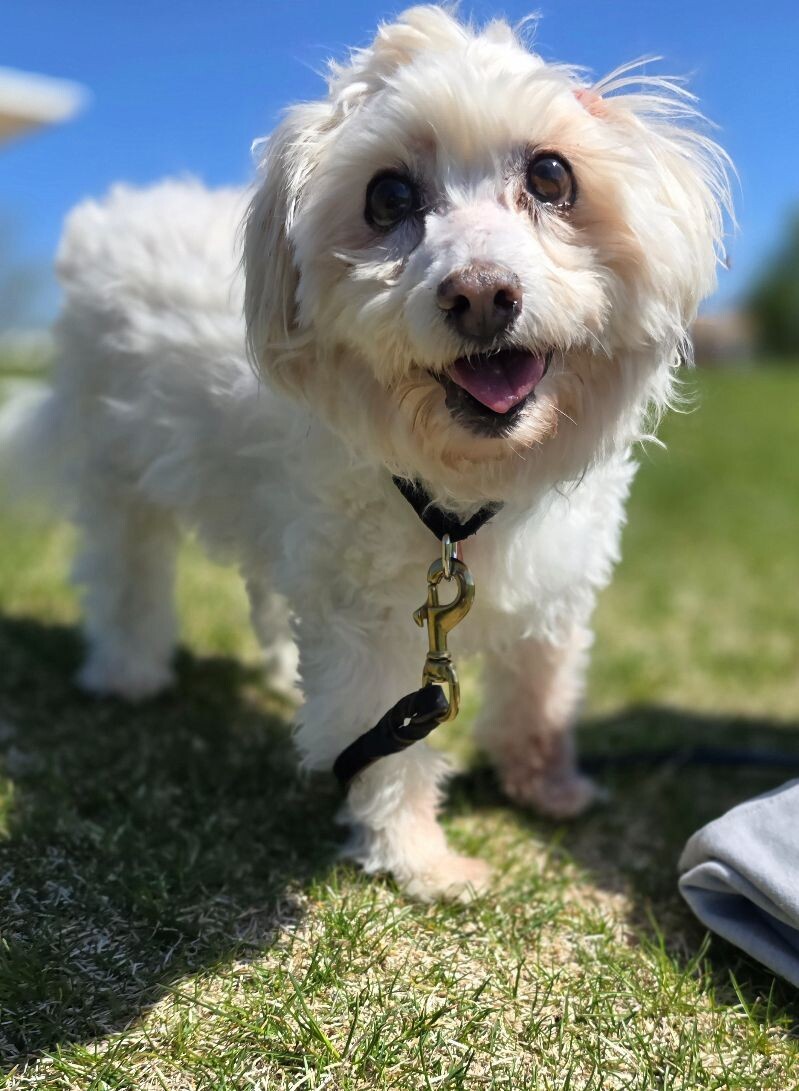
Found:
[3,0,798,324]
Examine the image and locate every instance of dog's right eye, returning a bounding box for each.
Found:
[365,173,417,230]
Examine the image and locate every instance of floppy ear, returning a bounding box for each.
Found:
[243,101,333,373]
[243,7,475,377]
[582,74,732,327]
[243,7,468,371]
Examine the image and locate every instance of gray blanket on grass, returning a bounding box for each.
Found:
[679,779,799,986]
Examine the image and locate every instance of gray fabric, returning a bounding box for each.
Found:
[678,779,799,986]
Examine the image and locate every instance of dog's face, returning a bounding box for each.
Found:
[245,7,728,499]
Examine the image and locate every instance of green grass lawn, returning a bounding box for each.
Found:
[1,366,798,1089]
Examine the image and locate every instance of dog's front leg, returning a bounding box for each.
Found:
[342,743,491,902]
[475,625,599,819]
[295,625,491,902]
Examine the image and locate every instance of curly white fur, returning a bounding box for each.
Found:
[0,8,730,900]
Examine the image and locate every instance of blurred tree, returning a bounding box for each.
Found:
[0,216,42,333]
[748,211,799,359]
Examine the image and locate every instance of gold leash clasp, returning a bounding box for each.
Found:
[413,534,475,722]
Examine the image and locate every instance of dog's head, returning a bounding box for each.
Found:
[244,6,730,502]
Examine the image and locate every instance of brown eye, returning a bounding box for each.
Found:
[526,154,575,208]
[365,172,418,230]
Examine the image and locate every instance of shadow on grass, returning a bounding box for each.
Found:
[4,614,799,1065]
[0,615,340,1069]
[449,705,799,1017]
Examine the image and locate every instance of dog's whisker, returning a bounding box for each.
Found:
[553,405,578,427]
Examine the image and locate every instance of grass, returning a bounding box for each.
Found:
[1,365,798,1089]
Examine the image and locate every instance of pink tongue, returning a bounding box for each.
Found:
[449,351,547,414]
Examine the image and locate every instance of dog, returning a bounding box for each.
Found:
[1,7,730,900]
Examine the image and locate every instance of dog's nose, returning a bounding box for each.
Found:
[437,262,523,340]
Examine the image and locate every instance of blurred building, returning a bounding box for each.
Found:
[0,67,84,145]
[691,311,754,367]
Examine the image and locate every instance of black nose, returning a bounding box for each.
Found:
[437,261,523,340]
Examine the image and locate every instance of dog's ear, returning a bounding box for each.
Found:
[243,101,333,374]
[327,6,469,103]
[637,114,731,325]
[579,77,732,326]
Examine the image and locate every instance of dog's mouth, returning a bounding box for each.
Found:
[436,349,552,436]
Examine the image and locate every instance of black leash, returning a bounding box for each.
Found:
[333,685,450,786]
[333,477,502,788]
[581,746,799,772]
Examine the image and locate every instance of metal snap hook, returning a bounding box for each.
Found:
[413,546,475,722]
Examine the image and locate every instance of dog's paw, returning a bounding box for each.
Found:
[265,667,303,704]
[401,853,492,903]
[262,643,302,703]
[501,768,601,820]
[77,656,174,702]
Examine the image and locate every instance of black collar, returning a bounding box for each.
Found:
[392,475,503,543]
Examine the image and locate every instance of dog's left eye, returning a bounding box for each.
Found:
[526,154,575,208]
[365,173,418,230]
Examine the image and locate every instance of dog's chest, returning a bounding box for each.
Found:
[256,405,636,649]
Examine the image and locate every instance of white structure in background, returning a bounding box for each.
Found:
[691,311,754,367]
[0,66,84,144]
[0,69,83,373]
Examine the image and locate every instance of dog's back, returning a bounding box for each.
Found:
[2,180,258,514]
[0,179,300,700]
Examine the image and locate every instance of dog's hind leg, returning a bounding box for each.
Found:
[245,575,300,699]
[73,486,180,701]
[474,625,599,819]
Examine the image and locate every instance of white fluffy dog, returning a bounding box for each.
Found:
[3,7,730,900]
